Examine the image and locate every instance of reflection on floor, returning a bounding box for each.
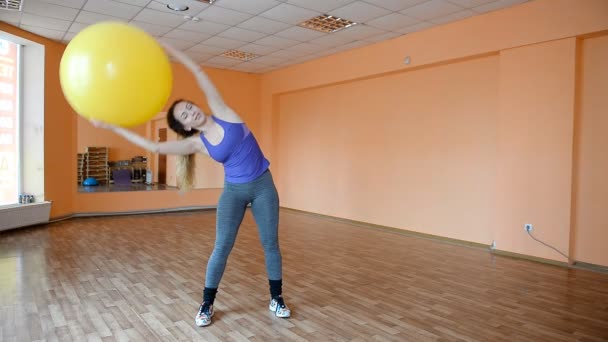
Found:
[78,183,176,193]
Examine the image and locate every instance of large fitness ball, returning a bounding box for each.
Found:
[60,21,173,127]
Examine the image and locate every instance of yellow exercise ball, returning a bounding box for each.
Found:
[60,21,173,127]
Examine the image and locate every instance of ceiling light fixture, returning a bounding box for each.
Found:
[167,3,189,11]
[0,0,22,11]
[299,14,357,33]
[221,49,259,62]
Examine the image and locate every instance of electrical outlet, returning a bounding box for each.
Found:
[490,240,496,249]
[524,224,533,233]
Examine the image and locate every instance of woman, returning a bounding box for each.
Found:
[89,43,290,327]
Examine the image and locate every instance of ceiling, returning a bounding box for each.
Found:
[1,0,529,73]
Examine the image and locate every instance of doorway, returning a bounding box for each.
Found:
[158,128,167,184]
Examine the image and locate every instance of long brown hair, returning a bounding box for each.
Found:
[167,99,199,191]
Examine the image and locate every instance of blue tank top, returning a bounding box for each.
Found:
[200,116,270,183]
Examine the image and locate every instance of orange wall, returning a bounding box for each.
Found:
[572,35,608,266]
[0,22,76,218]
[494,38,576,261]
[277,55,498,244]
[260,0,608,265]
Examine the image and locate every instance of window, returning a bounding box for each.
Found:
[0,39,20,206]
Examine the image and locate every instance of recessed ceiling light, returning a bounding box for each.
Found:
[221,49,259,62]
[299,14,357,33]
[167,3,189,11]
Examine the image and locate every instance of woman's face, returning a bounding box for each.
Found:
[173,101,206,131]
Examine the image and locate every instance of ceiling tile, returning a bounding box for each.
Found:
[83,0,142,19]
[400,0,464,20]
[329,1,392,23]
[133,9,185,27]
[20,13,72,31]
[187,44,226,55]
[197,6,253,26]
[23,1,79,21]
[41,0,87,9]
[429,9,475,24]
[157,37,197,50]
[274,26,326,42]
[253,55,289,66]
[446,0,498,8]
[19,25,65,40]
[115,0,151,6]
[164,28,211,42]
[236,16,291,35]
[324,39,368,53]
[232,61,269,72]
[472,0,528,13]
[205,56,242,66]
[68,22,88,33]
[145,0,209,17]
[0,9,21,24]
[254,35,301,48]
[332,24,387,40]
[74,10,128,24]
[366,12,420,31]
[368,0,428,11]
[395,21,434,34]
[363,31,401,43]
[267,49,304,59]
[260,3,321,25]
[289,42,326,54]
[183,50,208,62]
[308,32,354,47]
[178,20,231,35]
[131,21,174,36]
[285,0,356,13]
[216,0,281,15]
[238,43,280,55]
[63,31,77,41]
[201,36,247,49]
[217,27,268,43]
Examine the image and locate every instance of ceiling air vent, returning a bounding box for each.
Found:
[221,49,259,62]
[0,0,23,11]
[298,14,357,33]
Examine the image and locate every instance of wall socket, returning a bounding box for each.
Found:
[524,223,533,233]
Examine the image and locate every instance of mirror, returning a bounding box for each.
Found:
[77,112,224,193]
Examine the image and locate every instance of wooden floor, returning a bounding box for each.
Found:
[1,209,607,341]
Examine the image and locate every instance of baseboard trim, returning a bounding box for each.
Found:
[49,206,218,223]
[280,207,608,273]
[571,261,608,274]
[490,248,570,268]
[279,207,491,250]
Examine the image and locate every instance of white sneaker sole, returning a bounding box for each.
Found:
[269,304,291,318]
[195,311,214,327]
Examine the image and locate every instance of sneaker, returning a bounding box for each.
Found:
[195,302,214,327]
[269,295,291,318]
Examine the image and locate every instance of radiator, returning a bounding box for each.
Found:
[0,201,52,232]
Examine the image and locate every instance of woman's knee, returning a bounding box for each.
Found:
[212,242,234,259]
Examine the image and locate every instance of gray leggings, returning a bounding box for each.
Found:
[205,170,282,288]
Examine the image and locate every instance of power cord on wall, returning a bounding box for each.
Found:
[526,228,570,260]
